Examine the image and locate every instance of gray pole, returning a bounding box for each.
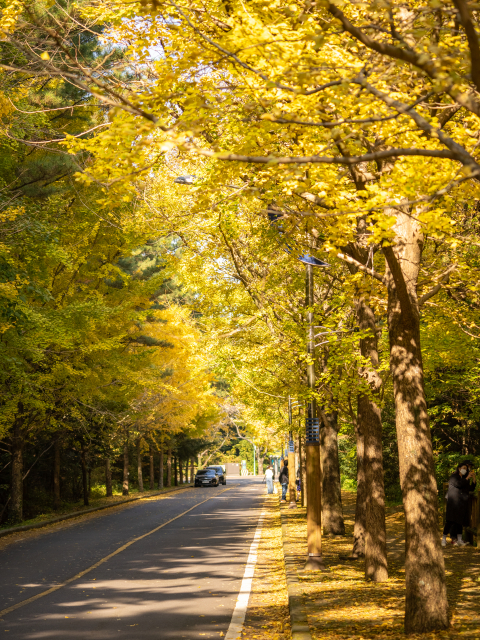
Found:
[304,263,324,568]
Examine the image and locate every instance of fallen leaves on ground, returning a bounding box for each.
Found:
[241,495,290,640]
[281,491,480,640]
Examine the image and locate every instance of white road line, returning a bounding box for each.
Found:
[224,508,265,640]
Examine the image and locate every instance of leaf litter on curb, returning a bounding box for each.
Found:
[279,491,480,640]
[240,495,290,640]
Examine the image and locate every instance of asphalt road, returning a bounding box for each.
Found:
[0,477,265,639]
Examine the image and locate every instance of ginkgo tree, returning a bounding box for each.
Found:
[4,0,480,632]
[0,25,221,523]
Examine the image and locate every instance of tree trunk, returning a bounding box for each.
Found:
[383,210,448,632]
[185,459,189,483]
[344,242,386,569]
[358,393,388,580]
[257,446,263,476]
[88,468,92,497]
[179,457,184,485]
[190,458,194,483]
[300,437,307,507]
[136,437,144,492]
[10,419,24,523]
[159,448,164,489]
[351,415,366,558]
[174,456,178,486]
[167,448,172,487]
[80,445,89,507]
[298,435,305,507]
[357,297,388,582]
[53,438,61,510]
[294,438,299,480]
[319,410,345,535]
[123,431,129,496]
[105,458,113,497]
[149,445,155,490]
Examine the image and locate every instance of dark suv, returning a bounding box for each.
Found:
[205,465,226,485]
[195,468,219,487]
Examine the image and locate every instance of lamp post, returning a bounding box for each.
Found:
[268,203,329,567]
[174,191,328,567]
[304,262,324,569]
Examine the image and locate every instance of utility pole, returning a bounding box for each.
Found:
[304,263,324,570]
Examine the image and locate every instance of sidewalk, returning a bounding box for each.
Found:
[280,491,480,640]
[239,493,291,640]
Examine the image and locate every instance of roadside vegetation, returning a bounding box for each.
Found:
[1,0,480,634]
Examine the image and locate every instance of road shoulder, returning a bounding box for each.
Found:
[241,492,291,640]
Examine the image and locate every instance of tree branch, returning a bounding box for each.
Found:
[188,145,456,165]
[418,264,457,306]
[353,75,480,172]
[326,3,437,77]
[336,252,386,284]
[452,0,480,93]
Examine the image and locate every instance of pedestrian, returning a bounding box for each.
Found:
[442,460,476,547]
[296,468,301,500]
[264,465,274,494]
[278,459,288,502]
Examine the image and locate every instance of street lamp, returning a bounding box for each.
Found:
[175,186,328,566]
[174,174,197,184]
[268,210,329,569]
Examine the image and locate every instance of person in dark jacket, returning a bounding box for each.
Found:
[442,461,476,547]
[278,460,289,502]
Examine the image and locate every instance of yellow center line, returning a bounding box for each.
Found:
[0,487,232,619]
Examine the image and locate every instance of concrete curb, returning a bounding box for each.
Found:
[278,499,313,640]
[0,485,194,539]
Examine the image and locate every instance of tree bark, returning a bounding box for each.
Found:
[174,456,178,486]
[179,457,184,485]
[10,418,24,523]
[80,444,89,507]
[257,446,263,476]
[383,209,448,632]
[149,445,155,490]
[105,458,113,497]
[123,431,129,496]
[53,438,61,510]
[167,448,172,487]
[88,468,92,497]
[300,436,307,507]
[137,437,144,492]
[351,416,366,558]
[357,297,388,582]
[190,458,194,483]
[298,435,306,507]
[344,239,386,571]
[159,448,164,489]
[319,410,345,535]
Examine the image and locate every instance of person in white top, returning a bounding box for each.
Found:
[264,466,274,494]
